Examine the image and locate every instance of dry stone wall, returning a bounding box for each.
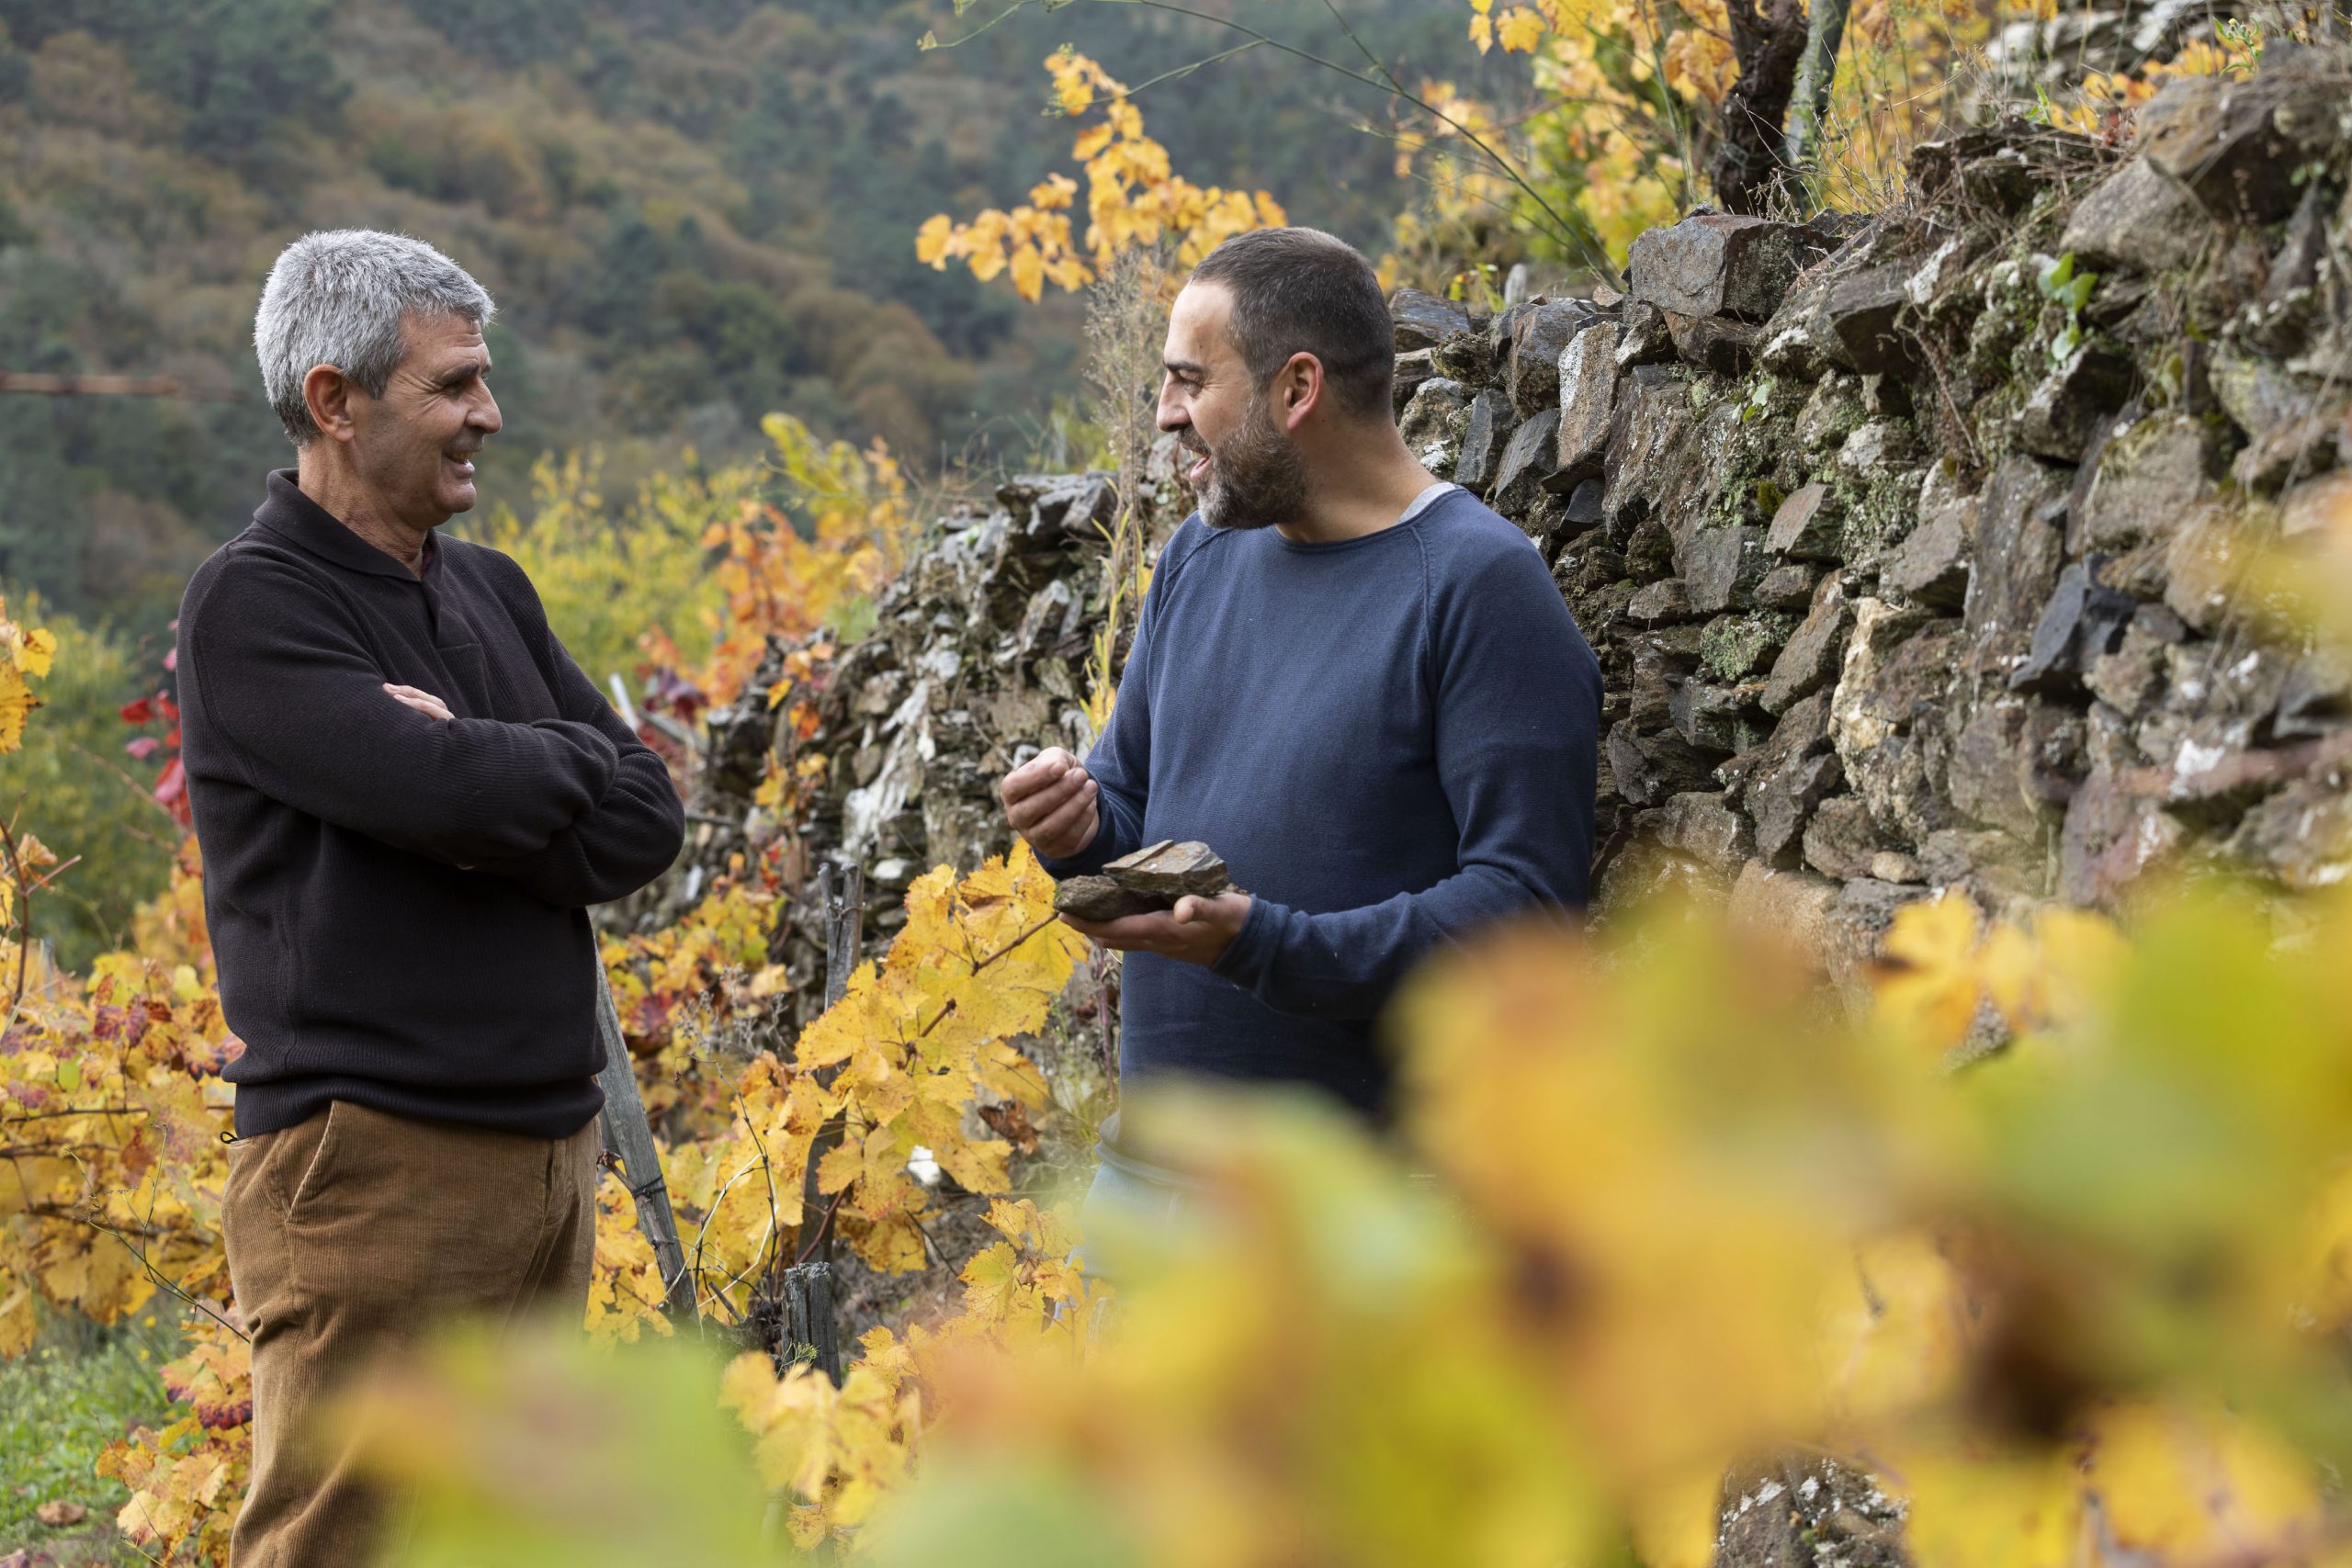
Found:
[1392,52,2352,998]
[691,51,2352,1013]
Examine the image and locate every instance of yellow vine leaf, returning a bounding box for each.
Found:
[681,841,1080,1315]
[1497,5,1549,52]
[1815,1228,1974,1428]
[1870,894,1985,1054]
[918,50,1286,300]
[2296,1163,2352,1332]
[0,592,53,753]
[1889,1439,2083,1568]
[584,1170,675,1346]
[1868,897,2133,1058]
[2083,1400,2323,1557]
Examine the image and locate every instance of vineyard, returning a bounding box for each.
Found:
[7,2,2352,1565]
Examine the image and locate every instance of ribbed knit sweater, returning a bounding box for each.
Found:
[178,471,685,1137]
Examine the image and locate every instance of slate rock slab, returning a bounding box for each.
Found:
[1884,494,1972,609]
[1763,571,1854,715]
[1962,457,2070,650]
[1767,482,1841,560]
[1628,214,1826,321]
[1823,266,1913,376]
[1681,525,1764,615]
[1555,318,1621,482]
[1603,367,1697,532]
[2059,157,2211,274]
[1493,407,1566,514]
[1509,300,1598,413]
[1052,876,1166,922]
[2074,412,2225,554]
[1391,288,1473,352]
[1664,310,1758,375]
[1609,717,1724,807]
[1615,301,1677,367]
[2138,62,2343,223]
[1052,839,1236,919]
[1391,348,1436,417]
[2010,560,2139,694]
[1398,378,1475,477]
[1456,390,1518,495]
[2015,344,2137,462]
[1105,840,1234,900]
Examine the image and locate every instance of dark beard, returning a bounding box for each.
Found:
[1198,391,1308,531]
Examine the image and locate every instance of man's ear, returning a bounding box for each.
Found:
[1274,351,1324,432]
[302,363,359,445]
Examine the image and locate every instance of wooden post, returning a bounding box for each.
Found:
[797,863,864,1266]
[763,863,862,1385]
[0,370,241,400]
[781,1260,840,1383]
[594,966,695,1315]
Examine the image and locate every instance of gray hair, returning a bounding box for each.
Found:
[254,230,495,446]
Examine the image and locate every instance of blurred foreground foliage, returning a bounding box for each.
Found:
[333,868,2352,1567]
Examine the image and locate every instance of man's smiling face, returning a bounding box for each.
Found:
[348,310,502,530]
[1157,280,1306,531]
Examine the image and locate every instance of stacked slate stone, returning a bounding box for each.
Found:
[684,465,1166,1030]
[1391,48,2352,999]
[683,49,2352,1026]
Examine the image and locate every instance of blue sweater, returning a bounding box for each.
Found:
[1042,487,1602,1118]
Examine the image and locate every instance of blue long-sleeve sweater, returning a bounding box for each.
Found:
[1041,485,1602,1119]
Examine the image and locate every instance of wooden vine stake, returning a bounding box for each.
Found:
[594,966,695,1315]
[781,861,862,1383]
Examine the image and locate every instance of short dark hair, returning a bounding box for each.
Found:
[1190,227,1394,423]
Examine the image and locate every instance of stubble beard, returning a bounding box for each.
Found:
[1198,389,1309,532]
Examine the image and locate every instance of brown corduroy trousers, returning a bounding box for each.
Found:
[221,1098,601,1567]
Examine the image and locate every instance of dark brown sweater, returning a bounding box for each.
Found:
[178,471,685,1137]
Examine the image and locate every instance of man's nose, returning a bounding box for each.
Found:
[1156,389,1185,434]
[471,387,502,436]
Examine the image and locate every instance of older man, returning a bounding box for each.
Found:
[1000,226,1601,1232]
[177,230,684,1565]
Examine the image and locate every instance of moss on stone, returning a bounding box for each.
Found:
[1833,469,1927,571]
[1699,610,1799,682]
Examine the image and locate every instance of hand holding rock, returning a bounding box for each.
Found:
[1051,840,1237,920]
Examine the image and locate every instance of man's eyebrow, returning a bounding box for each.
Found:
[1163,358,1204,378]
[434,358,490,387]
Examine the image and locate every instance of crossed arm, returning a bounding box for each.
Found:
[181,558,683,908]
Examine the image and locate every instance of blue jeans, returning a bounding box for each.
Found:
[1071,1135,1212,1295]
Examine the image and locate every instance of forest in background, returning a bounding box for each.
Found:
[0,0,1482,633]
[0,0,1492,964]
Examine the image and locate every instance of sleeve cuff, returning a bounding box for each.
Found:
[1208,894,1284,994]
[1034,817,1122,878]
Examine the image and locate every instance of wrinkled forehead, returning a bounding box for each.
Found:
[1164,281,1238,371]
[400,310,491,373]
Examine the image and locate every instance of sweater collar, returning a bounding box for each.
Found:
[254,469,438,581]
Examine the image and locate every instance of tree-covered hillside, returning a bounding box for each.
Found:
[0,0,1485,632]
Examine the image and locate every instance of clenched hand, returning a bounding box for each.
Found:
[999,747,1098,860]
